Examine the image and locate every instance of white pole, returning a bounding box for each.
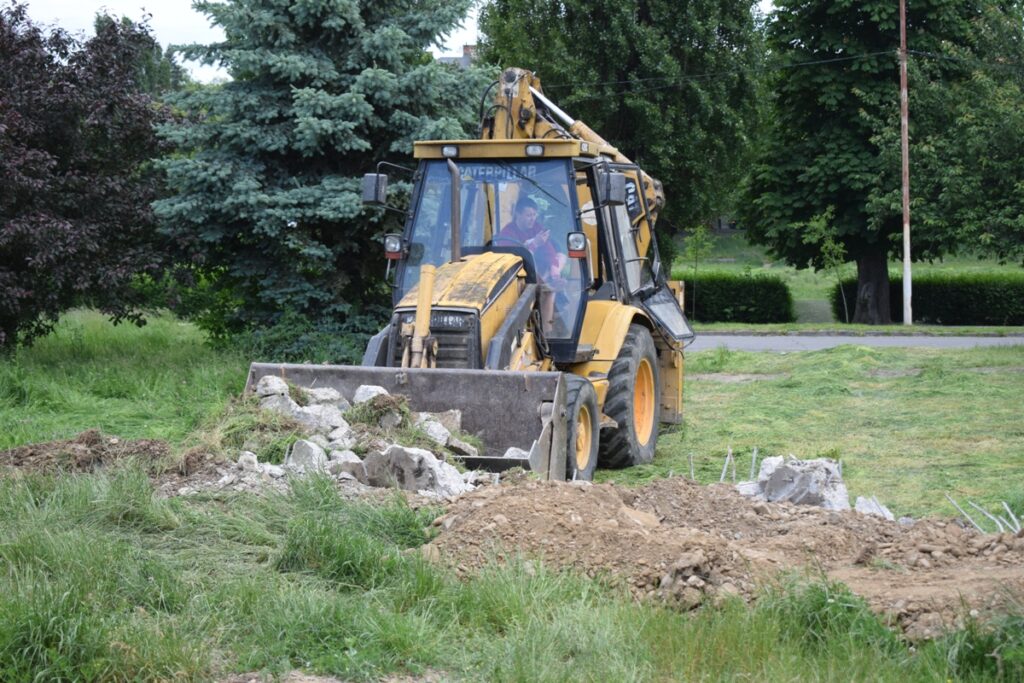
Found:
[900,0,913,325]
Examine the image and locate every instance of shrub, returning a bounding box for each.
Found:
[831,272,1024,325]
[683,271,795,323]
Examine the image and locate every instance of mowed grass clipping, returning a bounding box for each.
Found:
[604,343,1024,517]
[0,310,248,449]
[2,469,1022,682]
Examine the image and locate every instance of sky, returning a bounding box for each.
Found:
[23,1,767,82]
[23,0,480,82]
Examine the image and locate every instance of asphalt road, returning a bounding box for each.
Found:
[687,335,1024,352]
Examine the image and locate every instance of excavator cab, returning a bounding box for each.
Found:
[246,68,694,482]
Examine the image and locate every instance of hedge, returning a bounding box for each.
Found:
[683,271,795,323]
[831,272,1024,325]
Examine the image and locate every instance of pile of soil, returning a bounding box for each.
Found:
[426,477,1024,639]
[0,429,169,475]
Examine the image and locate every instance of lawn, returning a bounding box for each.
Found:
[4,311,1022,518]
[0,310,247,449]
[602,343,1024,518]
[1,469,1018,682]
[671,231,1024,323]
[2,313,1023,680]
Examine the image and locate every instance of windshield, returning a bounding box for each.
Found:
[398,158,585,339]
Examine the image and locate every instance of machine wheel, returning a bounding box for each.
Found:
[565,375,599,481]
[598,324,660,468]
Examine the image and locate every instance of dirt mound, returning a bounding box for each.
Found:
[0,429,169,475]
[427,477,1024,638]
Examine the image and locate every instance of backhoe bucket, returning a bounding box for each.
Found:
[245,364,568,481]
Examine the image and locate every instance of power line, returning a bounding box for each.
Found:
[541,48,1023,101]
[543,51,895,91]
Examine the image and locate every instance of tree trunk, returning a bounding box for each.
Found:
[852,246,892,324]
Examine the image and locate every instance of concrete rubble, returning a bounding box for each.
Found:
[364,445,474,498]
[213,376,497,498]
[733,454,898,517]
[855,495,896,521]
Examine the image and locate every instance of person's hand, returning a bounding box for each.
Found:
[527,229,550,249]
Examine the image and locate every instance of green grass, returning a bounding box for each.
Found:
[696,322,1024,336]
[601,344,1024,517]
[673,232,1024,322]
[2,468,1021,682]
[0,310,248,449]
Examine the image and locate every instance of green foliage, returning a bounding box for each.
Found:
[868,4,1024,266]
[93,14,189,94]
[796,207,852,322]
[832,272,1024,325]
[478,0,764,234]
[741,1,1022,323]
[156,0,487,358]
[683,271,794,323]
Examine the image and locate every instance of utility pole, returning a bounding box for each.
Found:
[899,0,913,325]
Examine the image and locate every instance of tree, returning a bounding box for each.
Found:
[155,0,486,358]
[0,2,171,348]
[742,0,1017,324]
[478,0,765,265]
[94,14,190,95]
[867,3,1024,266]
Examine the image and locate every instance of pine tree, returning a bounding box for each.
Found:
[155,0,484,356]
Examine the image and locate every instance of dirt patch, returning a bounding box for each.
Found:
[426,477,1024,638]
[0,429,169,476]
[965,366,1024,375]
[867,368,923,378]
[688,373,790,383]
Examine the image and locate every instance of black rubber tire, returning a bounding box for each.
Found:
[565,375,600,481]
[598,324,660,468]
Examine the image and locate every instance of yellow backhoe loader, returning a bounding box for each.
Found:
[246,68,695,481]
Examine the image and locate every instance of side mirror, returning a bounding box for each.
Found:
[594,171,626,207]
[362,173,389,205]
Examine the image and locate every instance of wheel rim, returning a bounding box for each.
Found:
[633,358,655,445]
[574,403,593,471]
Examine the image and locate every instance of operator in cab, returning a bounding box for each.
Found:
[495,196,575,337]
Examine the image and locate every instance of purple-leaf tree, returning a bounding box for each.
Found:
[0,2,170,348]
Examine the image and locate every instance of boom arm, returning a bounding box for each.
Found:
[481,67,665,224]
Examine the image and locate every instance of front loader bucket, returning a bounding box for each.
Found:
[245,364,568,481]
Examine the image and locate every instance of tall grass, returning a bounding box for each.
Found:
[0,310,247,448]
[1,469,1021,681]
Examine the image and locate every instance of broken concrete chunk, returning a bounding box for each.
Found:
[363,445,473,497]
[261,463,286,479]
[237,451,259,472]
[327,449,367,483]
[305,387,340,403]
[354,385,389,404]
[285,439,328,473]
[378,410,403,430]
[294,404,348,435]
[415,414,451,446]
[259,393,299,417]
[855,496,895,521]
[447,436,479,458]
[734,480,761,498]
[255,375,289,397]
[761,456,850,511]
[502,447,531,460]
